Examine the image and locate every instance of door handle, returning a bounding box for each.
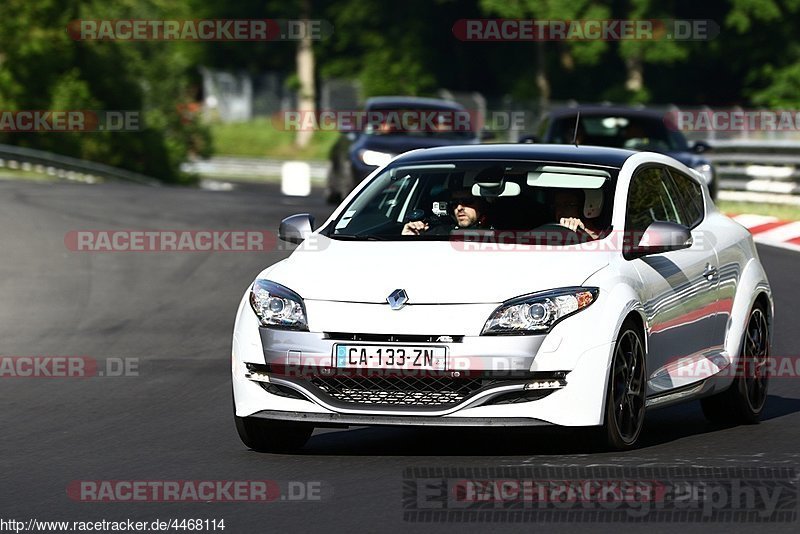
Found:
[703,263,718,281]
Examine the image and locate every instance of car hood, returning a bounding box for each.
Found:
[263,236,612,304]
[357,134,479,154]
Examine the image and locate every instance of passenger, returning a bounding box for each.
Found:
[551,188,603,240]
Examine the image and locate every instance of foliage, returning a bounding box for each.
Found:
[0,0,210,182]
[3,0,800,182]
[209,119,338,160]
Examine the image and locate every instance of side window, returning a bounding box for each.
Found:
[625,166,683,234]
[668,169,705,228]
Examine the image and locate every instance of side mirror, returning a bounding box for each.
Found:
[518,135,538,144]
[624,221,692,260]
[279,213,315,244]
[480,129,496,141]
[692,140,711,154]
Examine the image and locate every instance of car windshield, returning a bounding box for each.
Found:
[327,161,618,242]
[549,115,689,152]
[362,106,477,139]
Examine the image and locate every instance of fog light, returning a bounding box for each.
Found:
[523,379,565,390]
[245,363,271,383]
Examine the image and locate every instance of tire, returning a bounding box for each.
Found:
[701,302,769,424]
[234,415,313,453]
[602,321,647,450]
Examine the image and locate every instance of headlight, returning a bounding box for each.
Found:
[358,149,394,167]
[482,287,599,335]
[249,280,308,330]
[693,163,714,185]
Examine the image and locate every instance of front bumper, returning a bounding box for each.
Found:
[247,410,552,427]
[233,314,614,426]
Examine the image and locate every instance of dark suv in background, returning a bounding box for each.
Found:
[521,106,717,199]
[325,96,484,204]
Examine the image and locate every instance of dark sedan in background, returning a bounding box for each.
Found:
[521,106,717,199]
[325,96,484,204]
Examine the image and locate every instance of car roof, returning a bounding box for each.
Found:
[392,143,636,168]
[547,105,666,120]
[365,96,465,111]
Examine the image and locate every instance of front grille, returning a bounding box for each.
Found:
[308,375,485,407]
[324,332,463,343]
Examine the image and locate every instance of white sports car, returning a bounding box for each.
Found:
[232,144,772,452]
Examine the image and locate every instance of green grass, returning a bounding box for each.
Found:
[208,118,339,160]
[717,200,800,221]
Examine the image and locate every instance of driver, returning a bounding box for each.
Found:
[402,189,491,235]
[552,188,602,240]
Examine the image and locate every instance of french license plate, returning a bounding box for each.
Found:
[334,345,446,370]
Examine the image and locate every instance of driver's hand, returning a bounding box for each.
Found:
[402,221,429,235]
[559,217,586,233]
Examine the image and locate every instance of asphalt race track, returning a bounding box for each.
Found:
[2,179,799,533]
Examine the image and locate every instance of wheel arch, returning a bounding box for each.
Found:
[623,309,647,349]
[726,257,773,362]
[619,308,649,383]
[611,304,649,358]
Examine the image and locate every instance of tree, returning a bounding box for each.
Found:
[295,0,316,148]
[612,0,692,103]
[725,0,800,106]
[187,0,320,146]
[0,0,210,182]
[478,0,611,109]
[316,0,438,96]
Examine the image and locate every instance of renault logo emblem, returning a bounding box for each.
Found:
[386,289,409,310]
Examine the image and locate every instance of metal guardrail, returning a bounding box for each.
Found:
[0,143,160,185]
[183,145,800,196]
[3,138,800,198]
[704,140,800,195]
[181,156,329,182]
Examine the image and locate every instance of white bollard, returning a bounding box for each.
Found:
[281,161,311,197]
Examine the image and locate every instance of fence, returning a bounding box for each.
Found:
[703,141,800,196]
[0,143,159,185]
[4,97,800,198]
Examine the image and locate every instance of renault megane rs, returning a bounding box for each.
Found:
[232,144,772,452]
